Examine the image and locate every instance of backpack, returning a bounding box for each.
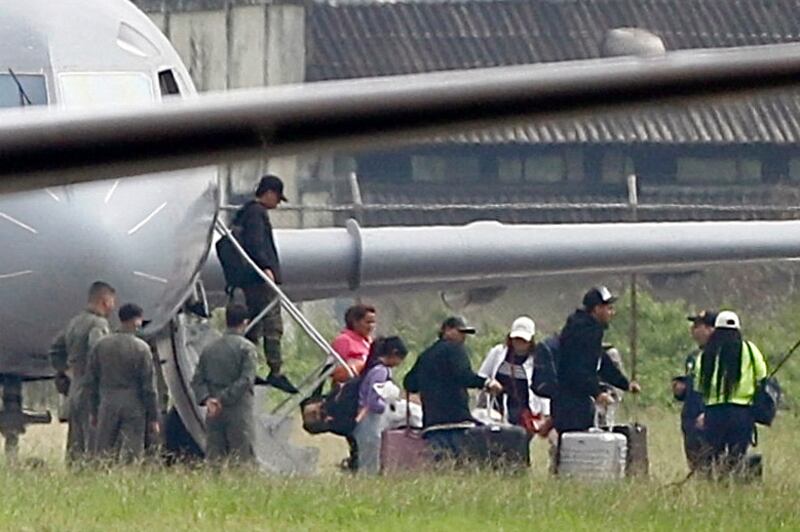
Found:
[746,342,781,426]
[532,335,560,399]
[216,210,253,294]
[752,377,781,426]
[324,376,363,436]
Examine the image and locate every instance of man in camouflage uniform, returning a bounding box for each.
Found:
[234,174,296,394]
[86,303,159,463]
[191,304,257,464]
[50,281,116,465]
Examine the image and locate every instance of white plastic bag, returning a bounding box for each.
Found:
[471,394,510,426]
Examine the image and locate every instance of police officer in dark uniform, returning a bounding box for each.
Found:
[672,310,716,470]
[233,174,297,394]
[403,316,502,460]
[553,286,640,433]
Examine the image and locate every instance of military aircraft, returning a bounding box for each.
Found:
[3,0,800,468]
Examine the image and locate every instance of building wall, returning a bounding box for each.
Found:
[133,0,800,225]
[133,0,306,227]
[351,145,799,191]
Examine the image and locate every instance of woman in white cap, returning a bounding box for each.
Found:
[695,310,767,476]
[478,316,549,436]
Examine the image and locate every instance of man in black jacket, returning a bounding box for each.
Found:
[234,174,296,394]
[404,316,502,459]
[553,286,640,433]
[672,310,715,470]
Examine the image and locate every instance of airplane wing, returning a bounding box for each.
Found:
[199,219,800,301]
[2,43,800,192]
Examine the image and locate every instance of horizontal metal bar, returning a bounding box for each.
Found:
[221,202,800,213]
[243,297,280,337]
[5,43,800,192]
[213,219,354,378]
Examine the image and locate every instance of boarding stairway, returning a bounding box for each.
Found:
[214,218,353,473]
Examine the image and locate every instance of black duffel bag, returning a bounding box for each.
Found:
[751,376,781,426]
[746,342,783,426]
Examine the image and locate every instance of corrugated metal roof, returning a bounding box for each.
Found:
[306,0,800,144]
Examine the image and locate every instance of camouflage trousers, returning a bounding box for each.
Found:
[205,400,255,464]
[94,390,146,463]
[242,283,283,371]
[66,385,96,465]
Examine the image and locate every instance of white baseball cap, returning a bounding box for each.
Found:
[509,316,536,342]
[714,310,741,330]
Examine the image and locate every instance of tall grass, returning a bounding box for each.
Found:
[4,408,799,531]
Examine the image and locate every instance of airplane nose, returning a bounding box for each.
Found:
[0,168,218,377]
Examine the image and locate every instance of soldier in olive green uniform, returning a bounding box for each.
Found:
[86,303,159,463]
[144,343,170,456]
[50,282,116,465]
[191,304,258,464]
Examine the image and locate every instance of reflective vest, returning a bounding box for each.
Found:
[695,341,768,406]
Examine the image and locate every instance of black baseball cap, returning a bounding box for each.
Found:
[255,174,288,202]
[687,310,717,327]
[441,316,477,334]
[583,286,617,309]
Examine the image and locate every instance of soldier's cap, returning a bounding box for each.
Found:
[441,316,476,334]
[255,174,288,202]
[687,310,718,327]
[583,286,617,309]
[119,303,144,323]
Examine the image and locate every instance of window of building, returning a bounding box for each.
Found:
[601,151,634,184]
[357,152,411,182]
[411,155,447,182]
[676,157,761,184]
[524,154,565,183]
[497,157,523,183]
[788,158,800,181]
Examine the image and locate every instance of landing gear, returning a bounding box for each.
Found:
[0,375,51,463]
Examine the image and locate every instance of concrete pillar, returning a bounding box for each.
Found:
[148,12,168,35]
[228,5,267,89]
[169,9,228,92]
[265,5,306,86]
[266,156,300,228]
[263,3,307,228]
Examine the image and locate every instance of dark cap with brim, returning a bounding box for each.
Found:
[255,174,289,202]
[441,316,477,334]
[687,310,717,327]
[583,286,617,309]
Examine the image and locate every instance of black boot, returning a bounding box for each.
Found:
[262,351,299,394]
[265,372,299,394]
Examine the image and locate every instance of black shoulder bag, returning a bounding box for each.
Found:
[746,339,800,427]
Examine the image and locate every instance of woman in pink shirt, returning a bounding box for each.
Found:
[330,303,376,471]
[331,304,377,372]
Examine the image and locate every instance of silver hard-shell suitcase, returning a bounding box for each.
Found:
[557,430,627,480]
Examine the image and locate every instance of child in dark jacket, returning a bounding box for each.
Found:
[353,337,408,474]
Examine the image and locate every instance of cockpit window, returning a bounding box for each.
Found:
[158,70,181,97]
[0,73,47,108]
[58,72,154,109]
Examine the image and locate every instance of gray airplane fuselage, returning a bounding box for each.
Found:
[0,0,218,377]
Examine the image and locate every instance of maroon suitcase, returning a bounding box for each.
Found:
[380,428,433,474]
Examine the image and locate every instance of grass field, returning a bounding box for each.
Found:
[3,408,799,531]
